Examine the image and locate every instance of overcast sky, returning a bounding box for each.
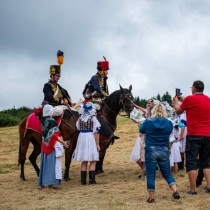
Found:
[1,0,210,110]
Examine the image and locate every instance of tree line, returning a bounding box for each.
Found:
[0,106,33,127]
[133,91,172,107]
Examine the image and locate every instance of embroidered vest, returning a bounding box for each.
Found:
[78,117,93,130]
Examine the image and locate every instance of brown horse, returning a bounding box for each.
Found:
[18,85,134,181]
[18,108,80,181]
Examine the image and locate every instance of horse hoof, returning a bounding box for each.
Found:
[64,177,71,182]
[20,175,26,181]
[95,170,104,175]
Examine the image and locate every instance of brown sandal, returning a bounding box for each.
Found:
[146,197,155,203]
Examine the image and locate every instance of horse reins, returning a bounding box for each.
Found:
[99,92,134,153]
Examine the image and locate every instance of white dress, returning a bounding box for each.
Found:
[74,116,100,162]
[130,134,145,162]
[130,136,141,162]
[169,128,182,167]
[178,112,187,153]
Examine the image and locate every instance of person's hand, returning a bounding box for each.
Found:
[179,135,184,141]
[63,141,69,149]
[172,96,179,107]
[97,145,100,151]
[178,95,185,102]
[63,98,68,105]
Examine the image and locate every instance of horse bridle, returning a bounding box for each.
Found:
[100,92,134,153]
[104,92,134,117]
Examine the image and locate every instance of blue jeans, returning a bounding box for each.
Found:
[145,146,176,191]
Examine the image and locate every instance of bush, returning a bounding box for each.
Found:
[0,106,33,127]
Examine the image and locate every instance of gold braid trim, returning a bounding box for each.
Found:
[49,82,63,102]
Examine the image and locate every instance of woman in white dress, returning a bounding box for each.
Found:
[74,102,101,185]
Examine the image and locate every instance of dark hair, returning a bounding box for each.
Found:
[193,80,204,92]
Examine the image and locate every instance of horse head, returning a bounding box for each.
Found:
[119,84,134,116]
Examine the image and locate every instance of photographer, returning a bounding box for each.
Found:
[173,80,210,195]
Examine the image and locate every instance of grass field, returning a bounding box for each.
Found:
[0,115,209,210]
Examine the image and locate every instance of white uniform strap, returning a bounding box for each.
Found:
[53,86,59,98]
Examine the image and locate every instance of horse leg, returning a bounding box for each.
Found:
[19,135,31,181]
[29,137,41,177]
[96,150,107,174]
[64,141,75,181]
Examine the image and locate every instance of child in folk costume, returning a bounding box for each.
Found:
[178,107,187,170]
[169,118,182,175]
[130,108,146,179]
[38,105,68,190]
[74,102,101,185]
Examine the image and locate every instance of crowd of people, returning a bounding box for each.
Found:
[37,51,210,202]
[130,80,210,202]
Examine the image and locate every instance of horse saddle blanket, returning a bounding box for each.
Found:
[24,113,62,138]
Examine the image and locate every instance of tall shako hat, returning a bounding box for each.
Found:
[97,56,109,71]
[49,50,64,77]
[49,65,61,77]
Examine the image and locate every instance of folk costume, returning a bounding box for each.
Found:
[42,51,72,106]
[83,57,109,110]
[130,108,146,162]
[169,119,182,168]
[74,102,101,184]
[38,105,64,188]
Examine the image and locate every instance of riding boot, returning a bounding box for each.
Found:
[196,159,204,187]
[81,171,87,185]
[89,171,97,184]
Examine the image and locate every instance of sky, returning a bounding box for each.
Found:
[1,0,210,110]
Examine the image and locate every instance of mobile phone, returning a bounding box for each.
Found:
[175,88,181,97]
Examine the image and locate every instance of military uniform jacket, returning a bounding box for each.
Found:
[43,80,71,106]
[85,72,109,98]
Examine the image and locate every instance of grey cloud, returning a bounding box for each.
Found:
[1,0,210,110]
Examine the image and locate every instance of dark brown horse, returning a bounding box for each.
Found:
[18,85,134,181]
[95,85,134,173]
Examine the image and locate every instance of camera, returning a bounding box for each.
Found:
[175,88,182,97]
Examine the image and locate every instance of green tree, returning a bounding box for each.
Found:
[161,91,172,105]
[156,93,161,101]
[133,96,140,106]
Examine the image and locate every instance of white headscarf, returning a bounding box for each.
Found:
[153,99,173,111]
[43,104,54,117]
[79,102,96,122]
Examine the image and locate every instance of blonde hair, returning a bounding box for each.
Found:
[150,104,167,118]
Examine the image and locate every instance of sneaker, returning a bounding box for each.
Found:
[146,197,155,203]
[205,188,210,193]
[188,191,197,195]
[173,191,180,199]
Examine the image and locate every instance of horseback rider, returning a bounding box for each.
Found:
[83,57,109,110]
[42,51,72,107]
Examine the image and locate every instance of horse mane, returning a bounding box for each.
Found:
[63,109,79,121]
[105,90,121,107]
